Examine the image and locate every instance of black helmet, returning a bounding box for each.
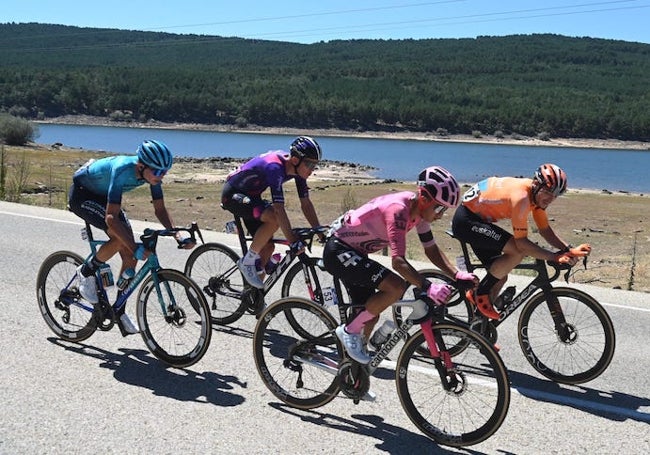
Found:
[289,136,322,161]
[137,140,173,171]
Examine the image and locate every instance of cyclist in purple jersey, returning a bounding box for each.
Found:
[68,140,195,335]
[323,166,478,364]
[221,136,324,288]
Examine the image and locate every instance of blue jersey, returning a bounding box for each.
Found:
[72,155,163,204]
[225,151,309,204]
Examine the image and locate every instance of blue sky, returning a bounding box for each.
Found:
[4,0,650,44]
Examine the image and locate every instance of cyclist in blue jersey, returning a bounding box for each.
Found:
[221,136,324,288]
[68,140,195,335]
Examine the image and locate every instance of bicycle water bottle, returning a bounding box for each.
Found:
[264,253,282,274]
[370,320,396,349]
[116,268,135,291]
[98,263,114,287]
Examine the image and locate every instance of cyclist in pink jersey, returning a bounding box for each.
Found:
[451,163,591,320]
[322,166,478,364]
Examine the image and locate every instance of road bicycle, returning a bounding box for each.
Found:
[394,231,616,385]
[36,222,212,368]
[253,283,510,447]
[184,214,334,325]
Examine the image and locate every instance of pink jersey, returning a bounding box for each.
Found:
[333,191,435,258]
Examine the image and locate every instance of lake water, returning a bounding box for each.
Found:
[34,123,650,193]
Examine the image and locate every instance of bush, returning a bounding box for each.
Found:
[0,114,37,145]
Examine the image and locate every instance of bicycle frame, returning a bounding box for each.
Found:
[225,215,325,297]
[452,231,570,330]
[75,223,177,321]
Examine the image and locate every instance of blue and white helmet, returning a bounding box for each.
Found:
[289,136,322,161]
[137,140,173,170]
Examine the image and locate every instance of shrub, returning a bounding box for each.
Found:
[0,114,37,145]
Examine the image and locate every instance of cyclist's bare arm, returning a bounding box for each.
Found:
[152,198,195,249]
[423,243,458,278]
[392,255,429,290]
[538,225,569,251]
[299,196,321,227]
[513,235,566,262]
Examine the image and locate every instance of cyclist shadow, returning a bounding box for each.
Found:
[509,369,650,423]
[48,337,246,407]
[268,402,462,453]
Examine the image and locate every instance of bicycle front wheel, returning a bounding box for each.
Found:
[518,286,615,384]
[184,242,247,325]
[36,251,97,342]
[253,297,342,409]
[396,323,510,447]
[137,269,212,368]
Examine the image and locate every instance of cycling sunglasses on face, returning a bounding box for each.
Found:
[150,168,167,177]
[302,159,318,171]
[433,205,448,215]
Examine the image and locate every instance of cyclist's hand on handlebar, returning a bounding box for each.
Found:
[555,252,579,266]
[175,232,196,249]
[426,281,453,306]
[454,270,478,291]
[569,243,591,257]
[290,239,306,255]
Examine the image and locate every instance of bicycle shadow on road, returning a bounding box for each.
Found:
[268,402,468,454]
[509,369,650,423]
[48,337,246,407]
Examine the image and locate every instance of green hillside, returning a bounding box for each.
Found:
[1,22,649,140]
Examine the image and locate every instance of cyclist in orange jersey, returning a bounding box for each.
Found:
[451,163,590,320]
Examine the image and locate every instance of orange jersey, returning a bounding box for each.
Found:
[462,177,549,239]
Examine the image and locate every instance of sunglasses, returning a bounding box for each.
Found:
[433,205,448,215]
[302,160,318,171]
[150,168,167,177]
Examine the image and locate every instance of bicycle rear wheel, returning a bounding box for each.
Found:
[36,251,97,342]
[518,286,615,384]
[396,323,510,447]
[184,242,247,325]
[137,269,212,368]
[253,297,342,409]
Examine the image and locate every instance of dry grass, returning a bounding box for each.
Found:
[6,143,650,293]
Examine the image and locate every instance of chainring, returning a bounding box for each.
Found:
[337,360,370,403]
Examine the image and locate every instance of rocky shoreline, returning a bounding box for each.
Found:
[36,115,650,151]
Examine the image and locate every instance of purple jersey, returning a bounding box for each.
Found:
[333,191,436,258]
[226,151,309,203]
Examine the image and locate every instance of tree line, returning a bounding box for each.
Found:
[1,23,649,141]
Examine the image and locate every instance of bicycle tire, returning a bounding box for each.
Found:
[184,242,247,325]
[396,323,510,447]
[518,286,615,384]
[137,268,212,368]
[253,297,342,409]
[36,251,97,342]
[281,258,345,337]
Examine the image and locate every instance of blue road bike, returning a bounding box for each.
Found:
[36,222,211,368]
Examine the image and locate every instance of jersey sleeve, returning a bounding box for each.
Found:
[106,167,124,205]
[295,176,309,199]
[384,203,409,258]
[416,220,436,248]
[150,183,164,201]
[267,163,286,204]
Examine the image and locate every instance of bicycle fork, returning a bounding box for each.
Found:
[420,319,462,393]
[542,288,576,343]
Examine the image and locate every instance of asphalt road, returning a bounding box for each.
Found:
[1,200,649,454]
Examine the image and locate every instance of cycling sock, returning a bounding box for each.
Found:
[346,310,376,334]
[242,248,260,266]
[477,272,499,295]
[81,256,103,277]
